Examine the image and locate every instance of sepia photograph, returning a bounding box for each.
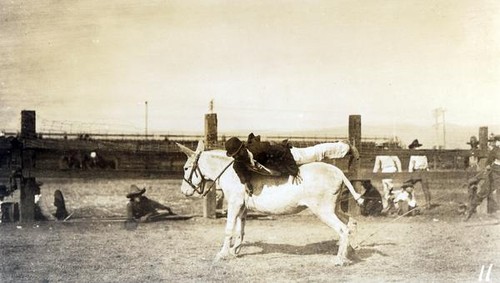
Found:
[1,1,499,282]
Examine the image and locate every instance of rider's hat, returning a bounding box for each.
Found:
[126,185,146,198]
[488,135,500,142]
[225,137,244,157]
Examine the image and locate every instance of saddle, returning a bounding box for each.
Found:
[246,133,298,178]
[247,161,281,177]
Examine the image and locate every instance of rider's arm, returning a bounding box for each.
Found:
[233,161,252,184]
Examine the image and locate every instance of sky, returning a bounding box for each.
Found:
[1,1,499,141]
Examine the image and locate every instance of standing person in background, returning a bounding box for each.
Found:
[466,136,480,172]
[408,139,429,172]
[407,139,432,208]
[373,152,402,213]
[466,135,500,219]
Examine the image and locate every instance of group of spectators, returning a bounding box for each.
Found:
[372,139,430,215]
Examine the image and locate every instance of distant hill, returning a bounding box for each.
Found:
[222,123,500,150]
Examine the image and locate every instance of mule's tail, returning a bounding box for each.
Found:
[340,172,364,206]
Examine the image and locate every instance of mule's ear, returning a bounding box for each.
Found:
[176,142,195,157]
[195,140,205,153]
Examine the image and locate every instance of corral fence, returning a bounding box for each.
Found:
[0,110,493,221]
[0,132,478,177]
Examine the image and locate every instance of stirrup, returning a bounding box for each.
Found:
[354,196,364,206]
[246,188,253,196]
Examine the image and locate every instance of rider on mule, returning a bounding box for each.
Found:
[225,134,301,195]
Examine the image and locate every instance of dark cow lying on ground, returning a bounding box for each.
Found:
[87,151,118,169]
[60,151,118,170]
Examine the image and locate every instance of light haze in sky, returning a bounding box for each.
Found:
[1,1,499,141]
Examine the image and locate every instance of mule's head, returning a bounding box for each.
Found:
[177,140,206,196]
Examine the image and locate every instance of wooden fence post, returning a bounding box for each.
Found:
[19,110,37,222]
[19,178,36,223]
[203,112,218,218]
[348,115,362,216]
[479,127,488,153]
[477,126,491,214]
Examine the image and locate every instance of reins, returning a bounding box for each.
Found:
[201,160,234,197]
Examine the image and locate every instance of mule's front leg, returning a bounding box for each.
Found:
[215,200,245,261]
[230,208,247,256]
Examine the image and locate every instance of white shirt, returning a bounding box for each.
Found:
[409,155,429,172]
[373,156,402,173]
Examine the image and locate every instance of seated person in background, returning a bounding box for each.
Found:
[385,179,421,216]
[126,185,175,222]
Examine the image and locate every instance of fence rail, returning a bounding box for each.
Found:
[0,131,480,178]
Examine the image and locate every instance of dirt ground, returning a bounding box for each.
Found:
[0,177,499,282]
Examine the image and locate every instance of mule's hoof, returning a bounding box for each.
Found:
[333,257,352,266]
[230,246,242,256]
[356,198,365,206]
[214,252,230,262]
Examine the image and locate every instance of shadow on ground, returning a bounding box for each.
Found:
[241,240,389,264]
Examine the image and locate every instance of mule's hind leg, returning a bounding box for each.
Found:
[310,203,352,266]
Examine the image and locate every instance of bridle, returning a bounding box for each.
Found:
[183,151,206,195]
[183,151,234,197]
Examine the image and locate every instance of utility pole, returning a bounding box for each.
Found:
[442,109,446,149]
[433,107,446,149]
[145,101,148,139]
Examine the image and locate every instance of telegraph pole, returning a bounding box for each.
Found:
[433,107,446,149]
[145,101,148,139]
